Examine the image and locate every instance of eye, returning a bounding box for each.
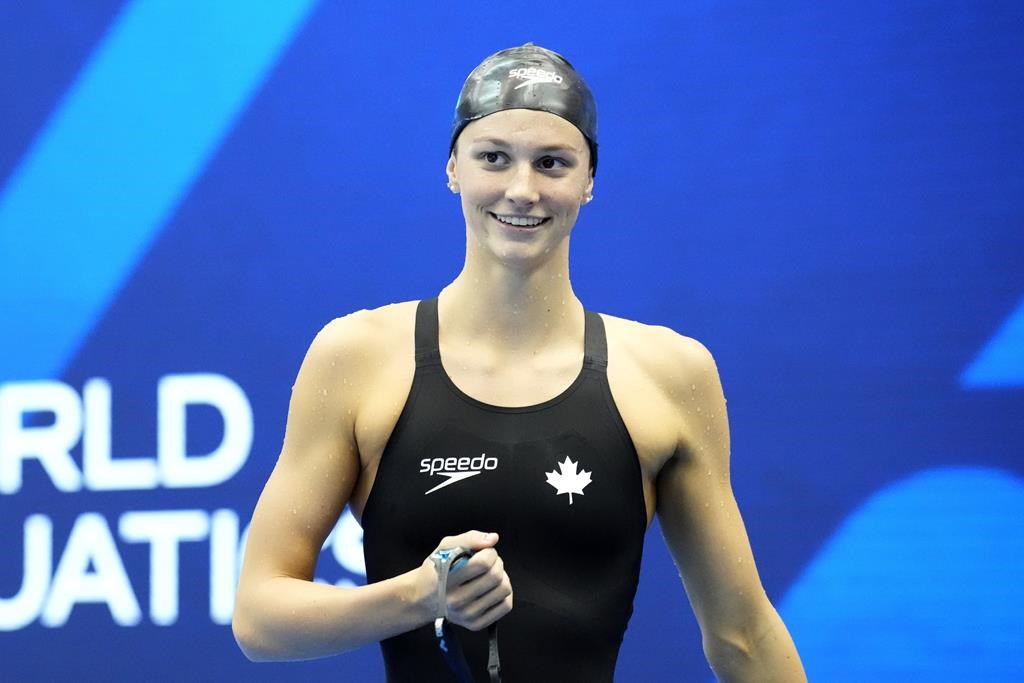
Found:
[479,151,507,165]
[537,156,569,170]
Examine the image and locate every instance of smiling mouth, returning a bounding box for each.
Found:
[490,212,550,228]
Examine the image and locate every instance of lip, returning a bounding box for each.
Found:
[489,212,550,231]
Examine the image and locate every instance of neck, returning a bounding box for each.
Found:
[439,251,582,353]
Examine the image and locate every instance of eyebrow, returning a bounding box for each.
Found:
[468,137,580,154]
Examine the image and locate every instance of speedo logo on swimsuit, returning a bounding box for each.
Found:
[420,453,498,494]
[508,66,563,89]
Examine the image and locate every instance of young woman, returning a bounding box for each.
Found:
[233,44,805,682]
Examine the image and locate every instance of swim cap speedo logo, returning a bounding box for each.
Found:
[508,66,564,89]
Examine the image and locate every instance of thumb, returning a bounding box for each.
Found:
[439,530,499,552]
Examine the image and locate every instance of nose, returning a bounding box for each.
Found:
[504,162,540,206]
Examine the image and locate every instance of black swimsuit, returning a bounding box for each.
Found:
[361,298,647,682]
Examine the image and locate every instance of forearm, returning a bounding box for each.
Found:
[233,566,432,662]
[705,605,806,683]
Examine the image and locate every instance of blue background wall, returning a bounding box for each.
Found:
[1,1,1022,680]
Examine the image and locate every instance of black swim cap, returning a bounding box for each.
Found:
[450,43,598,174]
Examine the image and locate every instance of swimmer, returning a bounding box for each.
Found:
[232,44,806,682]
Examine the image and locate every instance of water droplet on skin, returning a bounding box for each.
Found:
[322,389,328,396]
[696,406,702,413]
[691,384,696,391]
[291,509,297,515]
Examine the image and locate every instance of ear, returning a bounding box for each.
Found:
[582,172,594,204]
[446,153,459,193]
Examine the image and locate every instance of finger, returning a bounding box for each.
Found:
[450,557,505,602]
[447,547,498,587]
[462,587,514,632]
[450,570,511,619]
[447,552,502,597]
[437,530,499,553]
[452,586,511,629]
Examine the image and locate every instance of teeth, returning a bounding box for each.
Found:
[494,214,545,227]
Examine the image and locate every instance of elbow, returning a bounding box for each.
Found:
[700,602,805,682]
[700,600,770,676]
[232,610,270,662]
[702,628,756,676]
[231,597,283,663]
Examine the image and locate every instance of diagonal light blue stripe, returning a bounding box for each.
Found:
[0,0,319,382]
[961,295,1024,388]
[776,467,1024,680]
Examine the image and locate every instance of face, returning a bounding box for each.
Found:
[446,109,594,267]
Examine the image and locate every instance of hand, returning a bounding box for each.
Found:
[421,530,513,632]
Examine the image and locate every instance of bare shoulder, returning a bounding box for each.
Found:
[312,300,419,364]
[293,299,419,433]
[599,312,718,391]
[303,301,415,376]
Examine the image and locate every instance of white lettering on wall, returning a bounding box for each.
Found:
[83,378,159,490]
[208,508,241,625]
[120,510,210,625]
[330,507,366,576]
[0,509,256,630]
[158,374,253,488]
[41,513,141,627]
[0,374,253,493]
[0,515,52,630]
[0,381,83,493]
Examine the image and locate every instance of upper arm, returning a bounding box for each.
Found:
[653,336,771,639]
[238,316,367,586]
